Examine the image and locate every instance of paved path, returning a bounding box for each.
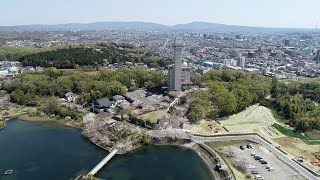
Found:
[198,142,236,180]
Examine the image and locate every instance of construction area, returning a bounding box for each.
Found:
[273,136,320,173]
[183,119,227,135]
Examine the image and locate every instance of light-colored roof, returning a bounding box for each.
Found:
[105,119,117,125]
[65,92,75,97]
[174,36,185,47]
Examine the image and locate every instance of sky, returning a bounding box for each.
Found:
[1,0,320,28]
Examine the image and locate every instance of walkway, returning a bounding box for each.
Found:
[198,142,236,180]
[87,149,119,176]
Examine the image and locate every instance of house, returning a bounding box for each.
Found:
[35,66,44,72]
[0,69,8,77]
[65,92,79,103]
[91,97,113,113]
[105,119,117,128]
[112,95,125,102]
[23,66,35,72]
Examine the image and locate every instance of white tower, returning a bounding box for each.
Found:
[170,36,185,91]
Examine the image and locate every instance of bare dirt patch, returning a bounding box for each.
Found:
[273,136,320,173]
[183,120,227,135]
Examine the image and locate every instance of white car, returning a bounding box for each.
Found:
[247,165,256,169]
[255,174,264,180]
[268,167,275,172]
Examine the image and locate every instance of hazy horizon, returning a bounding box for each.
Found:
[2,0,320,28]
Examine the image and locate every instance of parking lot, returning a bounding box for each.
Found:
[236,144,306,180]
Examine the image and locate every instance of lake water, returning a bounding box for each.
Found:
[0,120,213,180]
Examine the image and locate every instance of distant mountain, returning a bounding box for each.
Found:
[0,21,310,32]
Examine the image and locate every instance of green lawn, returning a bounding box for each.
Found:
[272,123,320,145]
[271,109,287,124]
[7,106,28,116]
[305,130,320,140]
[138,110,166,123]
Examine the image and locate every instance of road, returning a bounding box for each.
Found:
[192,135,319,180]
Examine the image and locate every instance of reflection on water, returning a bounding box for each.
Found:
[0,120,107,180]
[0,120,213,180]
[96,146,213,180]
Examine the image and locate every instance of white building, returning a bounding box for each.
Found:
[237,56,246,68]
[168,37,192,91]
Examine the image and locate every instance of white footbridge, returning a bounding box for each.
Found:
[87,149,119,176]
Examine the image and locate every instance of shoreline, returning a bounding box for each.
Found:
[182,143,222,180]
[1,116,221,180]
[151,143,220,180]
[1,114,220,180]
[0,114,82,130]
[18,114,82,128]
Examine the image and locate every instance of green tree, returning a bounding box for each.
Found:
[139,130,151,145]
[187,102,206,122]
[191,72,202,86]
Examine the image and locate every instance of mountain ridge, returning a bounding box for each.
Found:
[0,21,312,32]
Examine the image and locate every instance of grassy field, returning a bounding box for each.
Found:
[270,108,288,124]
[6,106,28,116]
[220,105,283,139]
[305,130,320,140]
[272,123,320,145]
[138,109,166,123]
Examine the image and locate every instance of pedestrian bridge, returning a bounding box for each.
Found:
[87,149,119,176]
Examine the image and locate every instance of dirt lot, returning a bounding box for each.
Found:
[273,136,320,173]
[183,120,227,135]
[220,104,283,139]
[208,140,306,180]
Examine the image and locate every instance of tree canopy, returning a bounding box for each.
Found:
[2,67,167,105]
[188,70,271,121]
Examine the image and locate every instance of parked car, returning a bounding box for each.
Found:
[240,145,245,150]
[268,167,275,172]
[247,165,256,169]
[255,174,264,180]
[251,170,259,175]
[255,156,262,160]
[247,144,254,149]
[251,153,256,156]
[260,160,267,164]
